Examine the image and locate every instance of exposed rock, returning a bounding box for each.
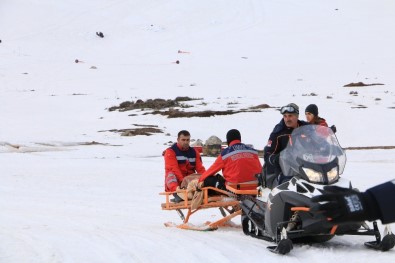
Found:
[344,82,384,87]
[109,97,198,112]
[101,127,163,136]
[205,136,222,145]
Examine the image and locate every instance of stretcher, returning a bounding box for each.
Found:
[160,182,258,231]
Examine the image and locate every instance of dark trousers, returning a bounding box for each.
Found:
[203,174,226,194]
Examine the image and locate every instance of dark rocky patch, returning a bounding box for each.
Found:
[108,97,200,112]
[302,93,318,96]
[345,146,395,150]
[132,124,159,127]
[248,103,270,110]
[146,108,262,118]
[105,98,272,136]
[103,127,163,136]
[351,105,367,109]
[79,141,121,146]
[109,97,270,118]
[344,82,384,87]
[147,109,239,118]
[174,96,200,102]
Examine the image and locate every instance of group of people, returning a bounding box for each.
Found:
[163,103,395,225]
[164,129,262,202]
[263,103,336,188]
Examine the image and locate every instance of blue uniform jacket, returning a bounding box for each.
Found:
[366,180,395,224]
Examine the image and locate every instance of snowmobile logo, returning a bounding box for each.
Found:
[267,140,272,147]
[345,194,363,212]
[303,153,314,162]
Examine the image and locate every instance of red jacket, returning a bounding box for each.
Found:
[164,143,206,184]
[315,117,328,127]
[199,140,262,183]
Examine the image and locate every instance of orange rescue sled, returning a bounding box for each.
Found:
[160,182,258,231]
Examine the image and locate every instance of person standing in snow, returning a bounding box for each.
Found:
[197,129,262,190]
[164,130,206,201]
[263,103,309,188]
[310,179,395,225]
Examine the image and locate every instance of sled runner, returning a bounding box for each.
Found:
[160,181,258,231]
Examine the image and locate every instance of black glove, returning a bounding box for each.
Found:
[310,186,379,223]
[330,125,337,133]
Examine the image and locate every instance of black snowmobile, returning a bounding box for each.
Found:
[240,125,395,254]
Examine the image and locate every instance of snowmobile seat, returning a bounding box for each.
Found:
[225,181,259,195]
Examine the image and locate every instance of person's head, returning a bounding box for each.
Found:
[305,104,319,123]
[280,103,299,128]
[177,130,191,150]
[226,129,241,145]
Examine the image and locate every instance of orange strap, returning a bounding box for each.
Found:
[290,207,310,212]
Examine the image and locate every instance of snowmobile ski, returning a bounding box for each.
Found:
[267,238,293,255]
[365,224,395,251]
[365,234,395,251]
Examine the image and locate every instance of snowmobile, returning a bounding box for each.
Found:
[240,125,395,254]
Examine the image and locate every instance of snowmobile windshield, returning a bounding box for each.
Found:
[279,125,346,183]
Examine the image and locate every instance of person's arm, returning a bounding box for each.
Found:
[164,149,184,183]
[263,132,278,163]
[198,155,224,182]
[264,131,285,169]
[194,150,206,174]
[366,180,395,224]
[310,180,395,224]
[319,118,328,127]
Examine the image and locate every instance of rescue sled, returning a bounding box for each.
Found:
[160,182,258,231]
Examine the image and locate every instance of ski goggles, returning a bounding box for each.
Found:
[280,105,299,114]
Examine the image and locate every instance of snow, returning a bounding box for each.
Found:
[1,0,395,262]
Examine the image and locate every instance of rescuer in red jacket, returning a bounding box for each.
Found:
[164,130,206,193]
[198,129,262,189]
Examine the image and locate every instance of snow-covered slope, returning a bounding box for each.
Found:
[1,0,395,262]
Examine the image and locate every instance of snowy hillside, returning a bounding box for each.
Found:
[1,0,395,262]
